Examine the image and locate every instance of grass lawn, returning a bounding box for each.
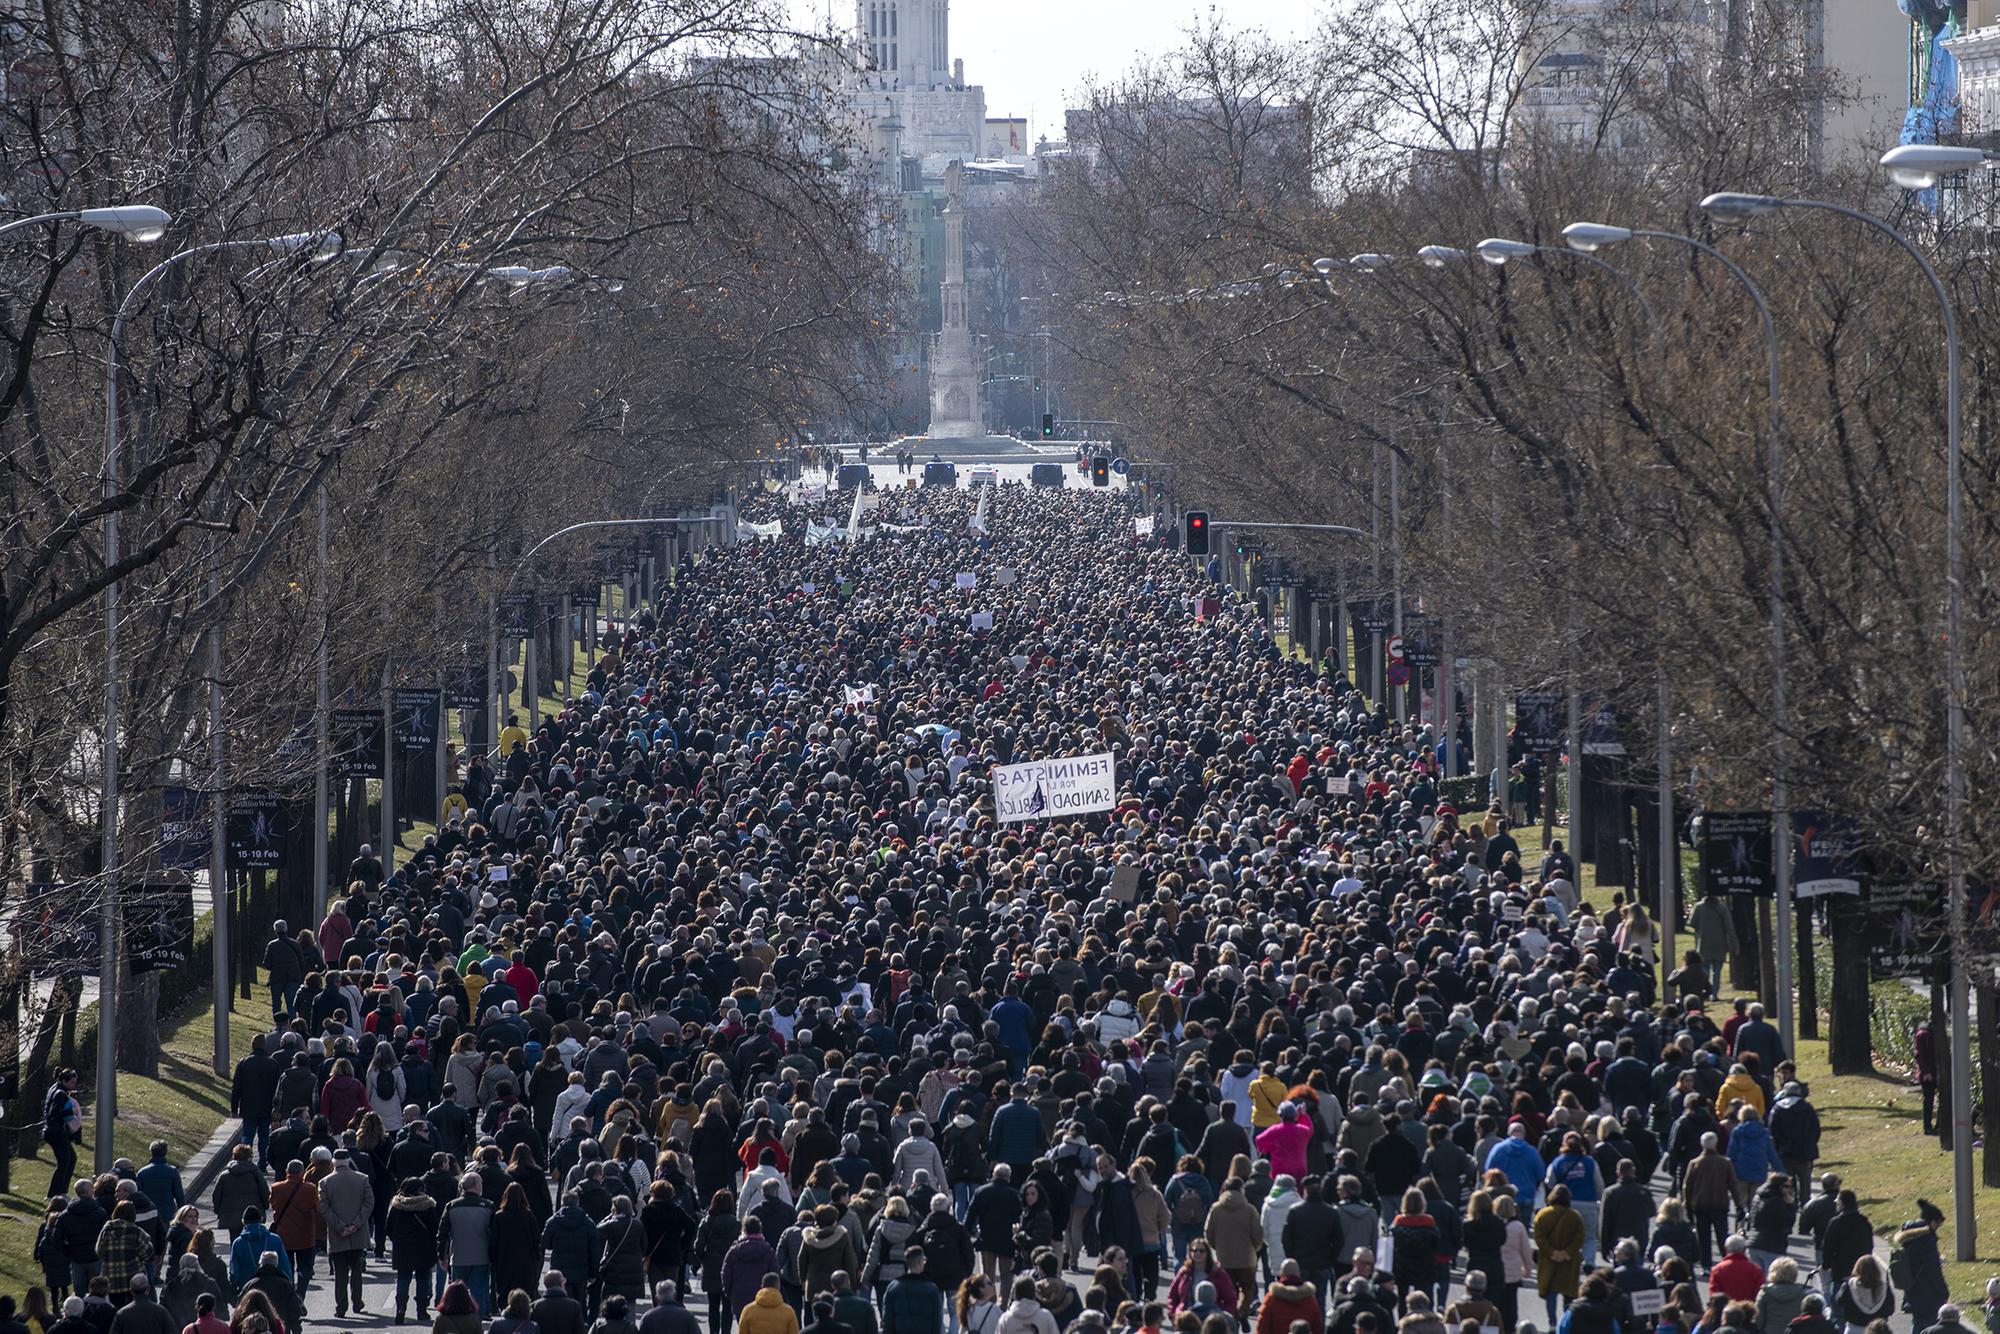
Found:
[0,984,263,1293]
[1782,1019,1999,1299]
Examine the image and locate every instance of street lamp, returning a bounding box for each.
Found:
[1700,178,1972,1256]
[1417,245,1468,267]
[1349,253,1393,270]
[1476,237,1661,332]
[0,204,173,244]
[1565,215,1795,1060]
[98,225,344,1170]
[1876,143,1993,189]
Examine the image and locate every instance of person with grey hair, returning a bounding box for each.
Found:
[1681,1131,1734,1270]
[640,1281,700,1334]
[439,1170,496,1315]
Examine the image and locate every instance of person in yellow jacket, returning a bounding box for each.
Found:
[1714,1062,1766,1119]
[1248,1062,1288,1130]
[497,714,528,757]
[738,1276,800,1334]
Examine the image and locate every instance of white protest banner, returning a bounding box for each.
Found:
[993,752,1117,823]
[954,572,977,590]
[970,488,990,534]
[970,612,994,632]
[844,685,876,707]
[1134,515,1155,537]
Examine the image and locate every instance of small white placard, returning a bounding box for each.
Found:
[970,612,994,632]
[955,572,977,590]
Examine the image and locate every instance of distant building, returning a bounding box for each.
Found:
[850,0,987,169]
[1061,97,1313,201]
[983,117,1030,161]
[1510,0,1905,168]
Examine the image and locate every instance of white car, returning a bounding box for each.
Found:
[967,465,998,486]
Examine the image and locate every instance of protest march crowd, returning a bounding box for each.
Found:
[17,481,1992,1334]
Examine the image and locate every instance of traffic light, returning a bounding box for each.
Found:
[1184,511,1210,555]
[1234,535,1250,557]
[1090,454,1110,486]
[1041,412,1055,438]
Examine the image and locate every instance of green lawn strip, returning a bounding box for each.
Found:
[1782,1016,1996,1298]
[0,982,263,1292]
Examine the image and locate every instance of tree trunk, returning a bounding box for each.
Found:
[1797,897,1819,1040]
[1826,895,1873,1073]
[1980,974,2000,1186]
[1933,976,1951,1149]
[1756,899,1778,1012]
[1731,896,1761,992]
[116,964,160,1077]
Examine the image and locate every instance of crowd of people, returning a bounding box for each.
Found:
[12,478,1989,1334]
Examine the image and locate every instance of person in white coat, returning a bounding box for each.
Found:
[1261,1175,1303,1274]
[994,1277,1060,1334]
[1092,998,1141,1046]
[894,1121,949,1191]
[550,1071,592,1147]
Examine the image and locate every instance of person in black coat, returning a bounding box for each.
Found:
[597,1198,650,1308]
[543,1192,602,1302]
[509,1145,556,1226]
[641,1182,694,1294]
[532,1273,589,1334]
[965,1169,1020,1265]
[386,1179,443,1322]
[492,1184,548,1305]
[690,1110,739,1204]
[229,1037,283,1168]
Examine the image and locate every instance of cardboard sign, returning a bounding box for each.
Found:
[1109,864,1142,902]
[955,572,977,590]
[1628,1290,1664,1317]
[845,684,877,706]
[970,612,994,632]
[1134,516,1155,536]
[994,568,1017,586]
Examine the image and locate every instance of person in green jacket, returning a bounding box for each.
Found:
[1689,891,1740,997]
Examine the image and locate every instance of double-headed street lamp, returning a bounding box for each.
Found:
[1698,155,1974,1257]
[1559,217,1796,1059]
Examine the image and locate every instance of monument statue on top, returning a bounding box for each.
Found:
[927,160,982,439]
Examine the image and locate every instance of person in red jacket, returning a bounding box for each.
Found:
[1255,1260,1324,1334]
[1709,1235,1766,1303]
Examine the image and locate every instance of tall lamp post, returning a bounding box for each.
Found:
[100,227,339,1171]
[1561,217,1795,1056]
[1701,158,1973,1256]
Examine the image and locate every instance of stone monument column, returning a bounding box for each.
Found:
[926,159,982,439]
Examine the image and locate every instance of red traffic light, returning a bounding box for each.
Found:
[1184,510,1211,554]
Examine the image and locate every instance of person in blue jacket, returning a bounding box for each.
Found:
[1485,1123,1545,1208]
[1723,1106,1784,1225]
[987,1087,1046,1181]
[227,1208,293,1290]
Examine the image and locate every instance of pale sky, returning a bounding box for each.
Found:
[787,0,1323,143]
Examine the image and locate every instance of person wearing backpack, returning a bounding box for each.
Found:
[369,1049,408,1132]
[42,1069,83,1201]
[1164,1157,1215,1272]
[1892,1201,1950,1332]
